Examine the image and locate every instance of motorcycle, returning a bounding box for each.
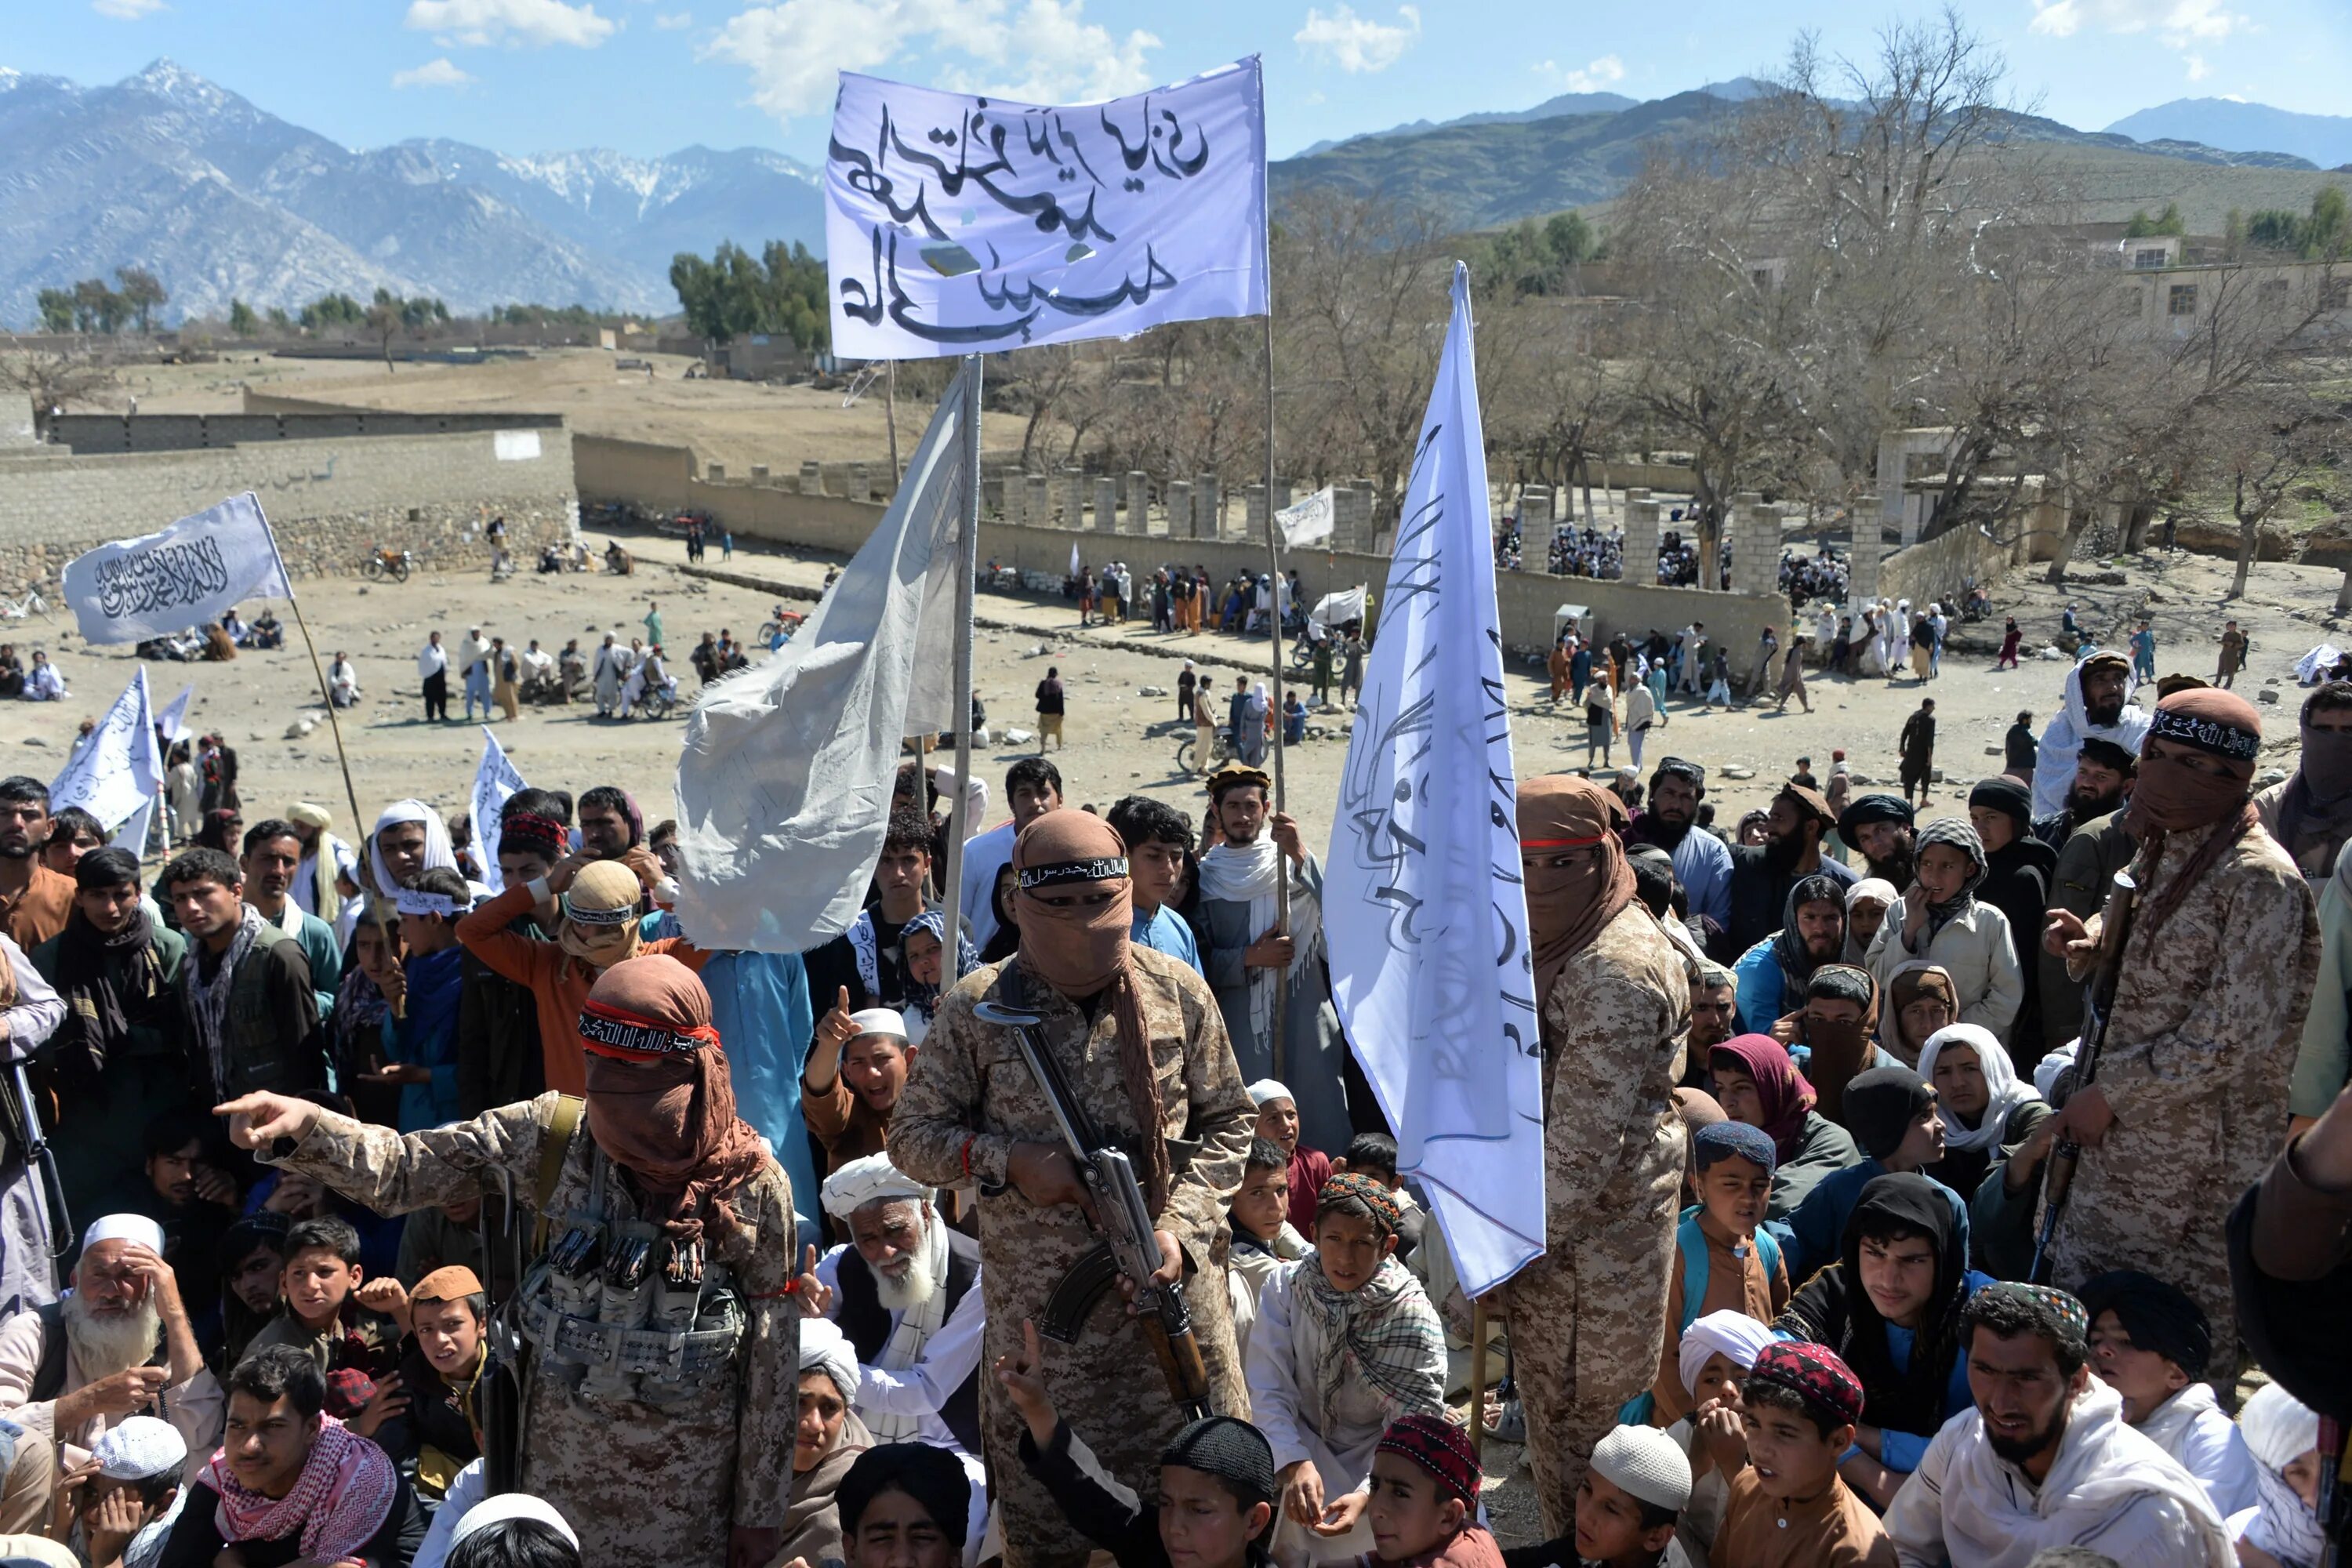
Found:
[361,547,412,583]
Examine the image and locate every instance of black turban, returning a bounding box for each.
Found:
[2079,1269,2212,1377]
[1838,793,1915,840]
[837,1443,971,1541]
[1968,776,2033,828]
[1843,1064,1934,1162]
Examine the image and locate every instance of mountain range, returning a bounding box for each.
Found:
[2,60,2347,331]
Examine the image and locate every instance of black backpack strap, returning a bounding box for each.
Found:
[29,1300,67,1403]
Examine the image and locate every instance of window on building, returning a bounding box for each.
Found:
[2260,278,2291,304]
[2132,248,2169,269]
[1751,268,1773,290]
[2323,278,2350,313]
[2168,285,2198,317]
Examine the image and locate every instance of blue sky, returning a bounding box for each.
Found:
[9,0,2349,164]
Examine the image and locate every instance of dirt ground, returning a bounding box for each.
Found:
[110,347,966,479]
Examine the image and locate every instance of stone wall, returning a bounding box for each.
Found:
[0,426,577,589]
[1878,517,2020,609]
[53,410,564,453]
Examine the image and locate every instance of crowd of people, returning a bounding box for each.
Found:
[0,580,2346,1568]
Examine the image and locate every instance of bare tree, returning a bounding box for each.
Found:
[0,348,120,436]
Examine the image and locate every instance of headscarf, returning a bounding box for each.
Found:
[368,800,459,895]
[196,808,241,854]
[2274,688,2352,874]
[577,955,771,1245]
[1842,877,1897,964]
[2077,1270,2211,1377]
[205,1415,397,1563]
[1842,1065,1935,1161]
[289,804,343,925]
[1830,1172,1972,1441]
[1293,1251,1445,1436]
[2238,1383,2325,1568]
[1011,810,1170,1217]
[1518,775,1638,1001]
[2132,688,2264,942]
[1708,1033,1816,1163]
[1885,962,1956,1066]
[1912,816,1987,939]
[1677,1308,1777,1400]
[1769,872,1848,996]
[897,908,976,1029]
[1917,1023,2038,1154]
[557,859,646,970]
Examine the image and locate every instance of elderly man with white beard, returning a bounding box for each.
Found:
[0,1215,220,1477]
[801,1154,987,1467]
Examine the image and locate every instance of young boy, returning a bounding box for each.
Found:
[376,866,468,1131]
[997,1318,1278,1568]
[1705,1341,1895,1567]
[1502,1425,1695,1568]
[1338,1413,1503,1567]
[241,1216,401,1383]
[1229,1138,1310,1361]
[360,1264,490,1504]
[1335,1133,1425,1264]
[2079,1269,2259,1516]
[1250,1080,1332,1236]
[1650,1122,1790,1425]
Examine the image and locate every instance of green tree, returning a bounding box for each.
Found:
[34,289,74,334]
[227,298,260,336]
[265,305,292,332]
[298,292,365,332]
[114,266,167,333]
[670,240,830,351]
[2247,208,2307,252]
[71,278,125,333]
[2123,201,2185,238]
[2307,186,2348,260]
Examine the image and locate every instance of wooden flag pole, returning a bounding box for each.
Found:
[1261,311,1290,1078]
[1469,1301,1490,1468]
[937,356,983,956]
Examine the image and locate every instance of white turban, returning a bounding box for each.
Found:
[797,1316,862,1403]
[450,1493,579,1551]
[1845,877,1897,913]
[821,1152,931,1222]
[93,1416,185,1481]
[81,1214,165,1254]
[368,800,458,895]
[1247,1080,1294,1108]
[2238,1383,2321,1474]
[1677,1309,1778,1399]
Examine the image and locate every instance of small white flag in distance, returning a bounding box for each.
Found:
[49,666,162,832]
[672,362,973,950]
[1324,263,1543,1298]
[825,60,1268,359]
[1277,486,1335,549]
[154,684,196,747]
[61,492,291,645]
[471,728,528,890]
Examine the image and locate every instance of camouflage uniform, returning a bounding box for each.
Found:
[2046,822,2318,1377]
[267,1094,797,1568]
[888,947,1255,1568]
[1504,902,1690,1537]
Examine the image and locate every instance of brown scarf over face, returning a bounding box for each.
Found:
[1011,809,1171,1218]
[1518,775,1638,1002]
[2128,688,2262,941]
[576,954,770,1244]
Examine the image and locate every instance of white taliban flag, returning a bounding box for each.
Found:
[471,728,528,890]
[61,492,291,644]
[1324,264,1543,1297]
[49,666,162,832]
[671,364,971,950]
[154,684,196,747]
[1277,486,1334,549]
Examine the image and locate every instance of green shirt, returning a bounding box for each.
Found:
[644,608,664,646]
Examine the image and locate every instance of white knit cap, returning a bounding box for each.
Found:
[797,1316,862,1404]
[849,1007,909,1043]
[821,1152,932,1222]
[80,1214,165,1254]
[1247,1079,1294,1108]
[450,1493,580,1550]
[1589,1425,1693,1513]
[93,1416,185,1481]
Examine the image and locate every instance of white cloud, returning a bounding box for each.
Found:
[393,56,477,87]
[90,0,167,18]
[403,0,618,48]
[2028,0,2249,46]
[654,8,691,24]
[1293,4,1420,74]
[706,0,1157,124]
[1535,53,1625,94]
[2183,51,2209,78]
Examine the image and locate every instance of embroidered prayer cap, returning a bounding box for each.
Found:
[81,1214,165,1254]
[1247,1079,1295,1108]
[821,1152,933,1221]
[1375,1414,1482,1508]
[848,1007,909,1043]
[498,811,567,862]
[288,802,332,829]
[1838,793,1914,838]
[577,953,720,1062]
[1162,1416,1277,1508]
[1590,1425,1693,1513]
[1748,1340,1866,1430]
[2078,1269,2211,1377]
[2147,688,2263,769]
[93,1415,186,1481]
[1691,1118,1778,1178]
[411,1265,485,1306]
[1316,1171,1403,1238]
[450,1493,581,1552]
[1973,1280,2090,1339]
[562,858,644,926]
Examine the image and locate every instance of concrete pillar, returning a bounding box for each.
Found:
[1127,471,1151,535]
[1520,485,1552,527]
[1167,481,1192,539]
[1195,475,1221,540]
[799,460,823,495]
[1246,484,1268,539]
[1623,499,1662,584]
[749,464,769,483]
[848,462,873,503]
[1094,476,1120,533]
[1736,503,1781,596]
[1025,474,1051,527]
[1061,469,1086,529]
[1335,487,1374,553]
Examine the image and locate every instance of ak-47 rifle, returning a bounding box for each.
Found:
[2031,866,2139,1285]
[973,1000,1211,1421]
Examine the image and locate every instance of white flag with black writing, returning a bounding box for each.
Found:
[60,492,291,644]
[1324,264,1543,1297]
[672,363,971,950]
[1278,487,1334,549]
[471,728,528,890]
[825,61,1268,359]
[49,666,162,832]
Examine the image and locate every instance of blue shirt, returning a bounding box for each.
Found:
[1670,827,1734,935]
[701,950,820,1250]
[1131,905,1202,975]
[1878,1269,1997,1472]
[1732,938,1788,1036]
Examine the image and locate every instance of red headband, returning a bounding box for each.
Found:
[578,998,720,1061]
